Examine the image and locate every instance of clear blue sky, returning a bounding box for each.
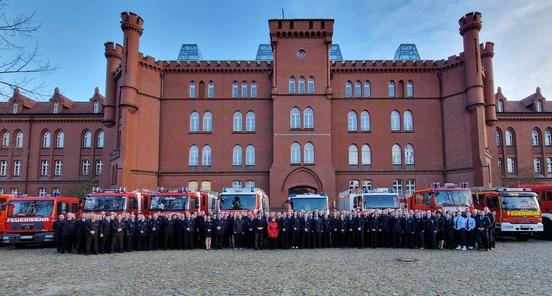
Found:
[6,0,552,102]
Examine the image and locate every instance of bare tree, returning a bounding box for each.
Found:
[0,0,56,100]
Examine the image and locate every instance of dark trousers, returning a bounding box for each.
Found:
[392,231,401,248]
[99,236,108,253]
[215,234,223,249]
[149,232,160,250]
[164,233,174,250]
[235,233,243,249]
[61,234,74,253]
[355,231,364,248]
[301,231,310,248]
[456,229,466,247]
[55,234,63,253]
[254,232,263,250]
[77,235,86,254]
[417,231,424,248]
[466,230,475,248]
[313,232,322,248]
[279,230,288,249]
[184,231,194,249]
[369,231,377,248]
[138,235,147,251]
[269,238,277,249]
[124,235,134,251]
[476,229,489,250]
[86,235,99,255]
[291,230,298,248]
[111,234,124,252]
[405,232,414,248]
[426,231,436,249]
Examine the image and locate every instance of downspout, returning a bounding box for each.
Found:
[438,71,448,182]
[24,114,33,193]
[157,71,164,186]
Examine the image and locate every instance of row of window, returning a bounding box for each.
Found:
[0,187,62,196]
[348,144,415,165]
[186,180,256,192]
[1,129,104,149]
[497,156,552,175]
[189,111,256,132]
[496,127,552,147]
[10,100,102,114]
[0,159,103,177]
[496,99,544,113]
[188,81,258,98]
[188,145,256,166]
[344,80,413,98]
[289,76,315,94]
[349,179,416,196]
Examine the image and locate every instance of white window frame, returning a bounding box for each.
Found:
[361,144,371,165]
[241,82,248,98]
[246,145,255,166]
[203,112,212,132]
[2,132,9,148]
[534,157,542,174]
[291,142,301,164]
[391,111,401,131]
[83,131,92,148]
[403,111,413,131]
[347,111,358,132]
[189,81,197,98]
[545,129,552,146]
[388,81,395,97]
[298,77,305,94]
[348,145,358,165]
[405,144,415,165]
[201,145,212,166]
[250,82,257,97]
[345,81,352,97]
[506,157,515,174]
[246,111,255,132]
[82,160,90,176]
[308,77,315,94]
[13,160,21,176]
[232,81,239,98]
[505,130,514,146]
[354,81,361,97]
[406,81,414,97]
[56,131,64,148]
[190,112,200,132]
[393,179,403,195]
[531,129,540,146]
[406,179,416,195]
[15,132,23,148]
[392,144,402,165]
[40,160,49,176]
[304,142,314,164]
[42,132,51,148]
[189,145,199,166]
[289,77,296,94]
[233,111,243,132]
[54,160,63,176]
[303,108,314,129]
[96,131,104,148]
[233,145,243,166]
[290,108,301,129]
[208,81,215,98]
[95,160,103,176]
[360,111,370,131]
[0,160,7,176]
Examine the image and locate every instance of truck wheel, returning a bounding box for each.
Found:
[515,233,530,241]
[543,219,552,240]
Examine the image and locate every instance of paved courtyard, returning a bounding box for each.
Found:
[0,239,550,295]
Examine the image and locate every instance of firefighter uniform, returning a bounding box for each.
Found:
[136,218,148,251]
[476,213,491,250]
[110,217,126,253]
[124,218,136,251]
[85,218,100,255]
[148,217,162,250]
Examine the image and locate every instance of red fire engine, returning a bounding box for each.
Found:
[512,184,552,239]
[2,194,80,245]
[407,183,473,212]
[338,188,400,212]
[82,187,151,216]
[0,194,13,242]
[149,187,216,215]
[217,187,269,214]
[472,187,542,241]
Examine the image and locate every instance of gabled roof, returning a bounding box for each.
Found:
[520,87,545,108]
[49,87,74,108]
[11,88,37,109]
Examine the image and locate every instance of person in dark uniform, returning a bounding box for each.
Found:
[354,212,364,248]
[311,212,323,248]
[391,211,402,248]
[76,214,87,254]
[135,214,148,251]
[110,214,126,253]
[379,211,390,248]
[61,213,76,254]
[233,214,245,249]
[124,213,136,251]
[425,210,437,250]
[415,212,426,249]
[436,212,446,250]
[368,211,379,248]
[183,213,195,250]
[336,213,347,248]
[99,213,111,254]
[213,213,225,249]
[195,212,205,249]
[203,214,213,250]
[300,212,311,249]
[85,214,100,255]
[253,213,265,250]
[54,214,65,253]
[278,212,289,249]
[404,212,415,248]
[244,213,254,249]
[290,212,299,249]
[484,208,496,249]
[162,214,175,250]
[444,212,455,249]
[322,212,331,248]
[476,210,491,251]
[346,212,355,248]
[148,213,162,250]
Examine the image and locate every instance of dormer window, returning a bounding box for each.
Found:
[496,99,504,112]
[536,100,543,112]
[53,101,59,114]
[12,101,18,114]
[93,101,100,113]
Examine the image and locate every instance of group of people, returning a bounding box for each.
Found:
[54,207,496,255]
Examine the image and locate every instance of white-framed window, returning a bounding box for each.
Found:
[388,81,395,97]
[38,188,47,197]
[505,129,514,146]
[13,160,21,176]
[0,160,7,176]
[201,145,212,166]
[15,132,23,148]
[93,101,101,114]
[406,179,416,195]
[393,179,403,195]
[289,77,296,94]
[534,157,542,174]
[2,131,9,148]
[405,144,415,165]
[241,81,248,98]
[304,107,314,129]
[347,111,358,132]
[52,188,60,196]
[190,112,200,132]
[42,131,51,148]
[251,82,257,97]
[392,144,402,165]
[545,129,552,146]
[246,111,255,132]
[354,81,361,97]
[290,108,301,129]
[233,111,243,132]
[361,144,371,165]
[506,157,516,174]
[208,81,215,98]
[349,179,360,190]
[96,131,104,148]
[363,81,371,97]
[53,101,59,114]
[56,131,64,148]
[83,131,92,148]
[391,111,401,131]
[233,145,242,165]
[536,100,543,112]
[308,76,315,94]
[232,81,239,98]
[531,129,540,146]
[245,180,255,188]
[348,144,358,165]
[406,80,414,97]
[40,160,49,176]
[498,158,503,171]
[189,81,196,98]
[497,99,504,112]
[496,129,502,146]
[291,142,301,164]
[10,188,18,194]
[232,180,242,189]
[203,112,212,132]
[362,180,373,190]
[360,111,370,131]
[246,145,255,165]
[188,181,199,191]
[403,111,413,131]
[12,101,18,114]
[298,77,305,94]
[95,160,103,176]
[201,181,211,191]
[54,160,63,176]
[304,142,314,164]
[547,157,552,174]
[82,160,90,176]
[189,145,199,166]
[345,81,352,97]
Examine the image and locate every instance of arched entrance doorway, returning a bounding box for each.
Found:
[288,186,317,195]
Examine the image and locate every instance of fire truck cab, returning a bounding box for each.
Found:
[472,187,543,240]
[338,188,400,212]
[3,194,80,245]
[288,193,329,212]
[512,184,552,240]
[407,182,473,213]
[82,187,151,216]
[149,187,215,215]
[0,194,13,242]
[217,187,268,214]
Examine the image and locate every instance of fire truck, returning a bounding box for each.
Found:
[512,184,552,240]
[2,194,80,245]
[217,187,269,214]
[338,188,400,212]
[288,193,329,212]
[0,194,13,242]
[472,187,543,241]
[149,187,216,215]
[82,187,151,216]
[407,183,473,212]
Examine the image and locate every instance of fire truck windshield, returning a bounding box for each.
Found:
[8,200,54,217]
[500,193,539,210]
[83,195,126,212]
[150,195,189,211]
[290,197,327,212]
[434,190,472,207]
[220,194,256,210]
[363,194,399,209]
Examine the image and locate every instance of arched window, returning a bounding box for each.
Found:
[246,145,255,165]
[363,81,371,97]
[190,112,200,132]
[203,112,212,132]
[308,76,315,94]
[291,142,301,164]
[246,111,255,132]
[403,111,413,131]
[545,129,552,146]
[361,144,371,165]
[12,101,18,114]
[348,144,358,165]
[497,100,504,112]
[304,142,314,164]
[53,101,59,114]
[405,144,415,165]
[290,108,301,129]
[93,101,101,113]
[83,131,92,148]
[496,129,502,146]
[2,131,10,148]
[42,131,51,148]
[241,81,248,98]
[304,107,314,129]
[406,80,414,97]
[531,129,540,146]
[233,111,243,132]
[298,77,305,94]
[233,145,242,165]
[201,145,212,166]
[391,111,401,131]
[251,82,257,97]
[354,81,361,97]
[96,130,104,148]
[207,81,215,98]
[289,77,296,94]
[345,81,352,97]
[189,81,197,98]
[15,131,23,148]
[189,145,199,165]
[505,129,514,146]
[388,81,395,97]
[536,100,543,112]
[347,111,358,132]
[360,111,370,131]
[232,81,239,97]
[56,131,64,148]
[392,144,401,165]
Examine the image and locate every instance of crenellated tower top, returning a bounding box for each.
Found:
[459,12,482,36]
[120,12,144,35]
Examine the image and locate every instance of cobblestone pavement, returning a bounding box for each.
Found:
[0,239,550,295]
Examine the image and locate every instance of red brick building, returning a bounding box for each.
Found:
[1,11,550,209]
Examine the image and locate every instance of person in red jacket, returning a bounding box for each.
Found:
[267,217,279,250]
